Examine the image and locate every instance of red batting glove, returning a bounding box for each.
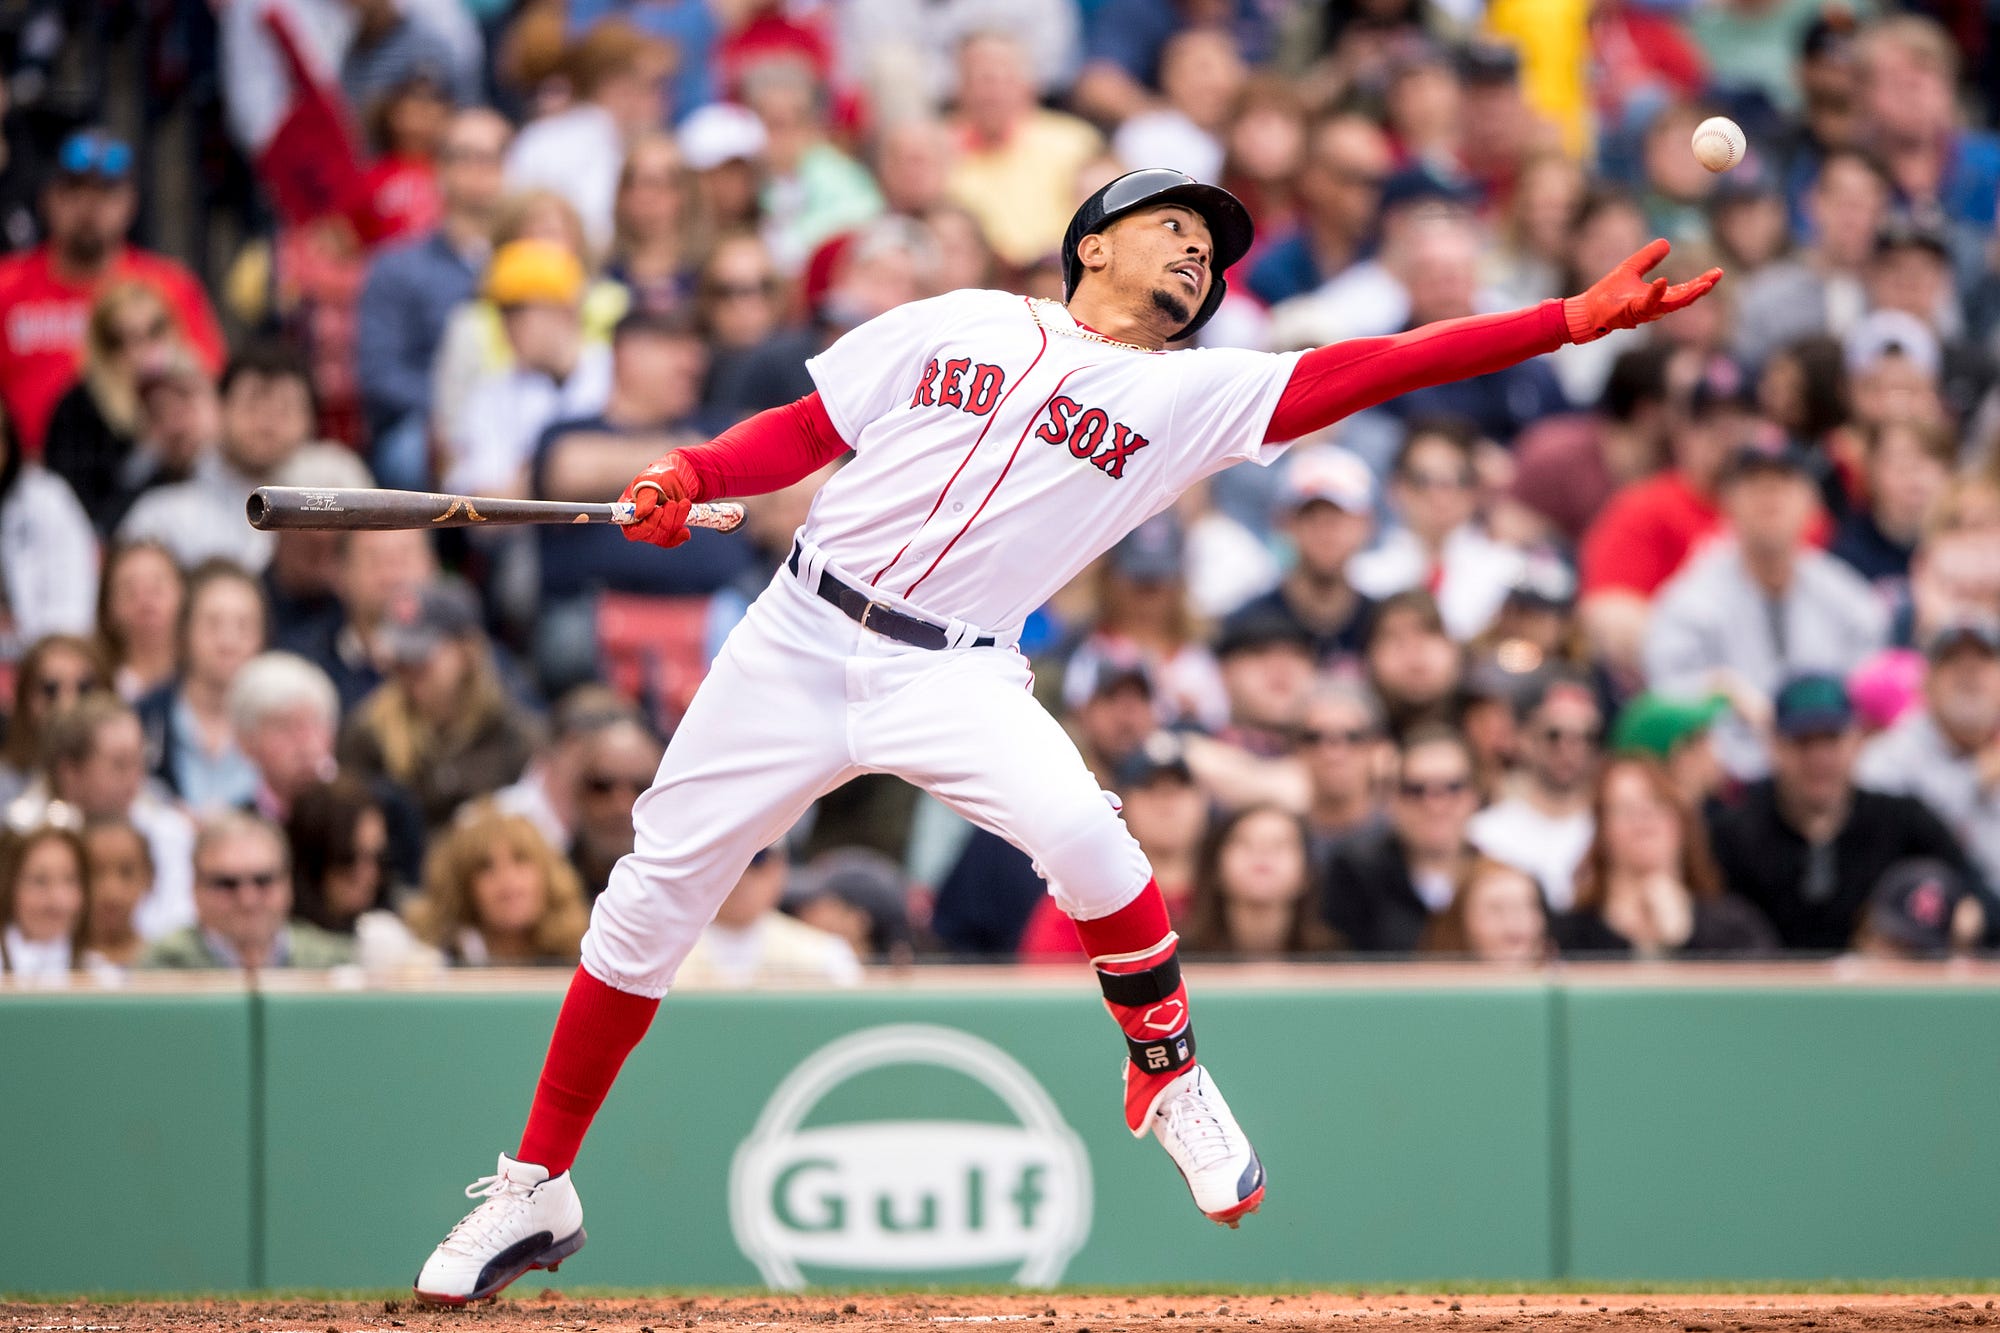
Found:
[1564,238,1722,345]
[618,452,702,549]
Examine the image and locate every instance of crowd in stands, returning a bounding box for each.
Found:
[6,0,2000,984]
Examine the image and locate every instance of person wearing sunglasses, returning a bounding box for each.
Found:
[566,717,665,901]
[1468,673,1603,912]
[1322,724,1482,953]
[0,635,108,809]
[0,129,225,458]
[143,810,351,970]
[43,282,188,534]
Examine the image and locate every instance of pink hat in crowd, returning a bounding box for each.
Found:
[1847,648,1926,731]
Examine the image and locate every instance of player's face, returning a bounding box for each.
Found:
[1100,206,1213,329]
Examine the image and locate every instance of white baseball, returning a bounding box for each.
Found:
[1692,116,1747,173]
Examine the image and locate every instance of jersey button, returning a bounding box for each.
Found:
[952,502,965,513]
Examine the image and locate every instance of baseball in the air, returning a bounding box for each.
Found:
[1691,116,1747,172]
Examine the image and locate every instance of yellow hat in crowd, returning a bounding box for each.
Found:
[485,238,587,307]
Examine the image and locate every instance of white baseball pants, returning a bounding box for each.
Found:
[580,561,1153,996]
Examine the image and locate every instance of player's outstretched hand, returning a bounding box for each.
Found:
[1564,238,1722,345]
[619,453,699,548]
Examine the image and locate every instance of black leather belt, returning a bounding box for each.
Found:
[788,543,995,651]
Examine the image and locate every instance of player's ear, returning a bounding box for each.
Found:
[1077,231,1111,276]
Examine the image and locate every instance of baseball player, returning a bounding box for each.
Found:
[414,168,1720,1303]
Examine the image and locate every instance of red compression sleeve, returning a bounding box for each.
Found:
[1264,299,1571,443]
[676,392,851,501]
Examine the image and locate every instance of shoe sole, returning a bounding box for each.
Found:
[413,1227,587,1305]
[1204,1183,1264,1229]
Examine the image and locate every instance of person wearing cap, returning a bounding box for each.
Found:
[337,580,538,833]
[358,107,514,491]
[505,20,677,253]
[1610,691,1730,813]
[1063,514,1230,732]
[676,103,768,237]
[1220,445,1377,665]
[1865,208,1994,429]
[782,846,915,966]
[1646,431,1886,778]
[673,845,863,989]
[1857,619,2000,900]
[117,343,320,574]
[1210,612,1317,757]
[1851,858,1987,959]
[1468,674,1602,911]
[1350,416,1531,641]
[1707,671,1983,950]
[0,128,225,457]
[442,238,613,499]
[528,309,755,691]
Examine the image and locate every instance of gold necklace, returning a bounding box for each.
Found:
[1029,298,1159,353]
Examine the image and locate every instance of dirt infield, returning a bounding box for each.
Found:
[6,1293,1996,1333]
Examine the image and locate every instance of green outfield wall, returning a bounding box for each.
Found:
[3,973,1998,1294]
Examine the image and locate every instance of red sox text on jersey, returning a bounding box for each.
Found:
[910,353,1153,481]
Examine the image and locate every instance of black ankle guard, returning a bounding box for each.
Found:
[1096,951,1182,1006]
[1127,1025,1196,1075]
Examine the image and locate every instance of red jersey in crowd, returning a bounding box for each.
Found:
[1579,471,1722,599]
[0,244,227,456]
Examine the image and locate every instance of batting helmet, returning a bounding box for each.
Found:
[1062,168,1255,340]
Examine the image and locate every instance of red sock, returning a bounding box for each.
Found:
[516,967,659,1175]
[1072,881,1195,1135]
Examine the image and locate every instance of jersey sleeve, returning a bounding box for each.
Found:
[1167,346,1307,473]
[805,292,968,448]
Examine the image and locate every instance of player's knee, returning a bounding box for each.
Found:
[1032,796,1151,919]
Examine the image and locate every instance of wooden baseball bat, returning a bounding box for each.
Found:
[246,486,746,533]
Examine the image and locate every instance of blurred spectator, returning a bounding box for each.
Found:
[1855,16,2000,229]
[1734,150,1889,368]
[1363,590,1463,738]
[1211,615,1315,757]
[1610,691,1730,814]
[0,818,92,981]
[1638,101,1715,246]
[1181,804,1332,958]
[81,817,151,971]
[1856,620,2000,895]
[606,133,696,316]
[1419,857,1551,964]
[355,75,453,249]
[1646,437,1887,777]
[144,811,351,970]
[1547,188,1650,404]
[782,847,914,966]
[293,527,438,712]
[339,581,537,832]
[1,635,107,806]
[530,309,755,689]
[0,411,97,663]
[104,353,224,537]
[41,694,195,941]
[1073,0,1271,127]
[1352,417,1527,641]
[285,777,429,972]
[566,715,663,899]
[444,238,611,497]
[678,843,864,987]
[695,232,786,407]
[1246,112,1391,308]
[505,20,675,251]
[1843,312,1947,435]
[842,2,1080,110]
[119,344,319,572]
[1469,674,1602,910]
[1219,74,1308,236]
[1757,335,1851,458]
[495,685,642,851]
[0,128,224,457]
[96,542,186,702]
[43,282,189,533]
[1062,517,1227,733]
[1510,346,1676,549]
[1851,858,1986,959]
[230,652,340,821]
[1554,755,1777,958]
[872,119,954,221]
[260,447,375,655]
[342,0,479,112]
[1322,725,1479,953]
[1487,153,1585,309]
[1830,416,1953,594]
[1109,29,1245,185]
[407,807,588,965]
[1221,445,1376,665]
[1708,672,1984,951]
[136,561,268,812]
[743,56,884,273]
[677,102,769,241]
[929,822,1049,959]
[357,107,514,491]
[1865,210,1994,428]
[1300,683,1388,856]
[946,32,1100,270]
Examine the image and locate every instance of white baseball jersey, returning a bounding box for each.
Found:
[800,290,1305,632]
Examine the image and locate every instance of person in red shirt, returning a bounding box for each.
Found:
[0,130,226,457]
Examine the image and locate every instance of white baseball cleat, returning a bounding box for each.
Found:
[413,1153,586,1304]
[1148,1065,1266,1227]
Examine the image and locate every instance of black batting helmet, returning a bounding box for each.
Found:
[1062,168,1255,340]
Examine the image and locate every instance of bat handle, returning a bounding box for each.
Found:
[611,499,747,533]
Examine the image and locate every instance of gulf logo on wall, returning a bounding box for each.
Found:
[729,1024,1093,1288]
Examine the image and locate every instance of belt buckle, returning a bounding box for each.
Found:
[858,600,885,632]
